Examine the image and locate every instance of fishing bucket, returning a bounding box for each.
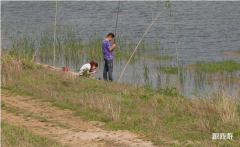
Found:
[62,67,68,72]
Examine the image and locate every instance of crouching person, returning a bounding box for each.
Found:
[79,61,98,77]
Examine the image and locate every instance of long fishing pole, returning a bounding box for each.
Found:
[114,1,120,44]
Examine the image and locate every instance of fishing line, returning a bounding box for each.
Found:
[114,1,120,43]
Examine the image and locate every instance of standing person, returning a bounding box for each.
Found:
[102,33,116,81]
[79,61,98,77]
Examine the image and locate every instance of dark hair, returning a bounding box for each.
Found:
[107,33,115,38]
[90,61,98,68]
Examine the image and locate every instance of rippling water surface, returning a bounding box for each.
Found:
[2,1,240,97]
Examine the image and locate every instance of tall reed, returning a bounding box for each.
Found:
[53,1,58,66]
[166,1,180,91]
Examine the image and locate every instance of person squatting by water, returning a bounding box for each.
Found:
[79,61,98,77]
[102,33,116,81]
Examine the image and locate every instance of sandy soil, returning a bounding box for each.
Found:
[1,90,156,147]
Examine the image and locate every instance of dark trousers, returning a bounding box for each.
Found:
[103,59,113,81]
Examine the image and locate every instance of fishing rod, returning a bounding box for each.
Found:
[114,0,120,44]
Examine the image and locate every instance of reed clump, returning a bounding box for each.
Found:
[5,26,173,71]
[189,60,240,73]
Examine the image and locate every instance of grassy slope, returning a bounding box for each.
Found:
[1,52,240,147]
[1,122,61,147]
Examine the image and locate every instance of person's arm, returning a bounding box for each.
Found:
[87,70,98,75]
[108,44,116,52]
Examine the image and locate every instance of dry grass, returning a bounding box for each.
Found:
[221,52,240,56]
[208,75,240,83]
[213,90,239,123]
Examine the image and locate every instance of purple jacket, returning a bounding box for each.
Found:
[102,39,114,60]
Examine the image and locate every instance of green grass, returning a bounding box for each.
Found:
[2,51,240,146]
[157,66,178,74]
[1,122,61,147]
[189,60,240,73]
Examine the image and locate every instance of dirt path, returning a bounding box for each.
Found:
[1,90,156,147]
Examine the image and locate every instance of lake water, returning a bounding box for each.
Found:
[1,1,240,97]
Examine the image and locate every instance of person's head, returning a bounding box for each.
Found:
[106,33,115,41]
[90,61,98,69]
